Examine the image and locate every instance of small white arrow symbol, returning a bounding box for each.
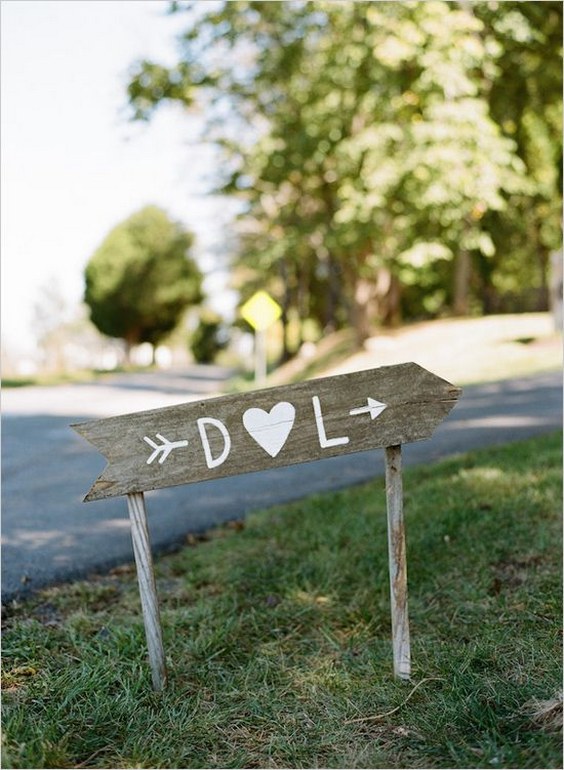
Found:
[144,434,189,465]
[349,397,387,420]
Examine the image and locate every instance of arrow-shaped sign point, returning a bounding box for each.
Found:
[349,397,387,420]
[144,434,189,465]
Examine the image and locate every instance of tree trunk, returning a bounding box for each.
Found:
[453,249,472,316]
[279,258,292,364]
[325,253,341,333]
[297,266,308,350]
[350,267,403,346]
[379,269,402,327]
[537,243,550,311]
[351,278,374,348]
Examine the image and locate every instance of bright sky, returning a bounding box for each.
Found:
[1,0,235,358]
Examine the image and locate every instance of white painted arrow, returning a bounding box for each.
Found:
[143,434,189,465]
[349,397,387,420]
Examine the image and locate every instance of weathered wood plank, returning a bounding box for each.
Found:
[385,445,411,680]
[73,362,461,501]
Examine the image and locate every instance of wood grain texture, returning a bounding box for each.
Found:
[127,493,167,691]
[385,445,411,680]
[72,362,461,501]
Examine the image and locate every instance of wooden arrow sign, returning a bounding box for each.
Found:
[72,363,461,502]
[71,362,461,690]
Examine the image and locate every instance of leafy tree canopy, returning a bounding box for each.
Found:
[127,1,562,349]
[84,205,203,354]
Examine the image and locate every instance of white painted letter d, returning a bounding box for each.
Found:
[197,418,231,469]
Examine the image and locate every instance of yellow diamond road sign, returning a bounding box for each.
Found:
[241,290,282,332]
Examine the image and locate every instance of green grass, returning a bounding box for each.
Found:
[2,433,562,768]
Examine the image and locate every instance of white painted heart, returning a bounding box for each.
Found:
[242,402,296,458]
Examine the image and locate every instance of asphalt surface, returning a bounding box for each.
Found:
[2,367,562,602]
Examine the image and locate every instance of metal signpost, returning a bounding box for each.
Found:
[73,362,461,690]
[240,290,282,385]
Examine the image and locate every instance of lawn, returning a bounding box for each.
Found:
[2,432,562,769]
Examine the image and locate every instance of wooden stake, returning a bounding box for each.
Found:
[384,445,411,680]
[126,492,167,691]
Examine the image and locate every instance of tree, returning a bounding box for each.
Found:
[32,278,72,371]
[32,278,123,372]
[84,206,203,361]
[126,1,561,346]
[190,309,229,363]
[473,1,563,312]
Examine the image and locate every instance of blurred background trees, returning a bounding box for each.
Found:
[84,205,203,363]
[126,0,561,356]
[190,309,230,364]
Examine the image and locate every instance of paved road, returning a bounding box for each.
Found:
[2,368,561,602]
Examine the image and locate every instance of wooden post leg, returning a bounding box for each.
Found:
[126,492,167,691]
[384,445,411,680]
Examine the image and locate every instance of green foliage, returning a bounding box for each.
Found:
[84,206,203,351]
[190,310,229,363]
[126,2,562,346]
[474,1,563,312]
[2,433,562,768]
